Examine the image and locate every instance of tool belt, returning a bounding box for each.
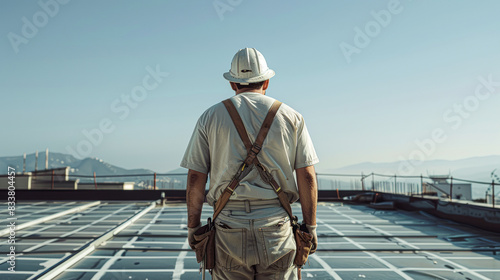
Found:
[190,98,313,274]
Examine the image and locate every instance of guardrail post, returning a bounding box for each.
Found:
[94,172,97,190]
[421,174,424,197]
[371,173,374,191]
[394,175,397,194]
[493,180,496,208]
[361,172,365,191]
[51,170,54,190]
[450,176,453,202]
[154,173,157,190]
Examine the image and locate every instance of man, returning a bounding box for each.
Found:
[181,48,318,279]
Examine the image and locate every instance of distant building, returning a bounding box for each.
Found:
[422,175,472,200]
[0,167,135,190]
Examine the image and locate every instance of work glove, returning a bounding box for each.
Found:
[306,224,318,254]
[187,224,201,250]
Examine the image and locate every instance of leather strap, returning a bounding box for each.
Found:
[254,161,294,220]
[212,175,241,220]
[216,99,295,221]
[245,100,282,166]
[213,99,282,220]
[222,100,253,152]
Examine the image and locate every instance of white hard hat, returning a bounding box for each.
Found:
[223,48,275,85]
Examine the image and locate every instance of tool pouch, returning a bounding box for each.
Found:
[292,220,313,267]
[191,218,216,270]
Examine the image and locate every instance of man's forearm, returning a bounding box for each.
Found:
[186,169,208,228]
[296,165,317,225]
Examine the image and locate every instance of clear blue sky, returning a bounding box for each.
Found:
[2,0,500,173]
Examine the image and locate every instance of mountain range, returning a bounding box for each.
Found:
[0,151,186,189]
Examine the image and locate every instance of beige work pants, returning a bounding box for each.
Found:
[212,207,297,280]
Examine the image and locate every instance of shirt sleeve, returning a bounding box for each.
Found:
[180,115,210,174]
[294,117,319,169]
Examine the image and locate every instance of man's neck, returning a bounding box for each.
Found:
[235,89,266,95]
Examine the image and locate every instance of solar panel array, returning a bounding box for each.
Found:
[1,201,499,280]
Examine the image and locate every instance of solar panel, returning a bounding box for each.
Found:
[1,201,499,280]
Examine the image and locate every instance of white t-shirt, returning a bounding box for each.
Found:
[180,92,319,206]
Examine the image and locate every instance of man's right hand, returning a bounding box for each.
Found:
[188,224,201,250]
[296,165,318,254]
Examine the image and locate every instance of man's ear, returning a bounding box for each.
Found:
[263,80,269,90]
[230,82,238,91]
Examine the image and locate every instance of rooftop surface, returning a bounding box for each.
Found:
[1,201,500,280]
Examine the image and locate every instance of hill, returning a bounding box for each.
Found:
[0,152,187,189]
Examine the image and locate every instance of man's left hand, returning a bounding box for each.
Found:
[306,224,318,254]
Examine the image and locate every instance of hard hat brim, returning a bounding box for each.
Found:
[223,69,275,84]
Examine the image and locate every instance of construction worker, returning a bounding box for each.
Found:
[182,48,319,279]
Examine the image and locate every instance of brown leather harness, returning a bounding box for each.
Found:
[211,98,295,222]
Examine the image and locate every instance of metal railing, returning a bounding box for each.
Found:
[2,171,498,207]
[316,172,498,208]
